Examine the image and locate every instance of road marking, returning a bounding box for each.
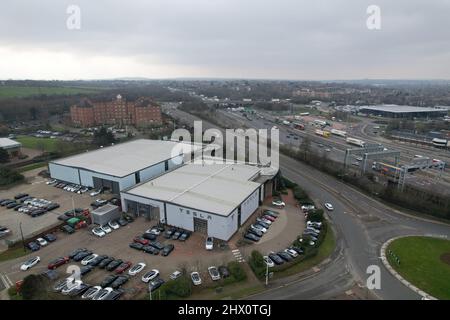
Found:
[0,274,12,289]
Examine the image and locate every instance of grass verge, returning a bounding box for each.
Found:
[0,245,30,263]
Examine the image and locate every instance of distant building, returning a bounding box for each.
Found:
[70,94,162,127]
[0,138,22,157]
[358,105,448,119]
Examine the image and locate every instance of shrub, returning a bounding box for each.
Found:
[227,261,247,282]
[307,209,324,223]
[158,275,192,299]
[0,167,24,186]
[249,250,266,278]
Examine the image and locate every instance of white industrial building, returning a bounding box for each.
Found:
[121,160,278,241]
[48,139,200,194]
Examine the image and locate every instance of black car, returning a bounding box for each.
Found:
[88,255,108,266]
[277,251,293,262]
[6,202,19,209]
[248,228,263,237]
[150,241,164,251]
[80,265,94,276]
[129,242,144,250]
[110,275,129,289]
[123,215,134,223]
[244,233,260,242]
[100,274,118,287]
[58,215,71,222]
[263,210,279,218]
[289,246,304,255]
[106,259,123,271]
[43,234,57,242]
[104,288,124,300]
[98,257,114,269]
[31,209,47,217]
[149,278,165,292]
[171,231,181,240]
[61,225,75,234]
[164,228,175,239]
[117,218,128,226]
[73,250,93,262]
[256,221,270,229]
[69,248,87,259]
[142,245,159,255]
[179,231,191,241]
[0,199,14,206]
[161,244,174,256]
[142,233,157,241]
[14,205,24,211]
[46,203,60,211]
[20,196,33,203]
[268,253,284,265]
[14,193,29,200]
[155,225,165,232]
[27,241,40,251]
[218,266,230,278]
[68,283,91,296]
[109,197,120,206]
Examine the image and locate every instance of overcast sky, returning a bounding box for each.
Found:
[0,0,449,80]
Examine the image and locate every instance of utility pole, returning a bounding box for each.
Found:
[71,195,75,214]
[265,257,269,286]
[19,222,25,252]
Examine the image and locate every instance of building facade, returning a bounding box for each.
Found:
[70,95,162,127]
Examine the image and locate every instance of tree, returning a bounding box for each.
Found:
[299,136,311,161]
[93,127,116,146]
[0,148,10,163]
[20,275,49,300]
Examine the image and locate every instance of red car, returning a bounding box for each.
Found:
[263,215,276,222]
[115,261,132,274]
[48,256,69,270]
[134,236,149,245]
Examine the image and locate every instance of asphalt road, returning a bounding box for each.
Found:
[164,103,450,300]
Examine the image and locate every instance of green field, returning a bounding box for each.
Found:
[16,136,61,152]
[0,85,103,99]
[387,236,450,300]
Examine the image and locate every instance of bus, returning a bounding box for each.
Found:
[432,138,448,148]
[346,137,365,147]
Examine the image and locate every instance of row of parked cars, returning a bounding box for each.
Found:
[264,246,305,267]
[26,233,58,252]
[190,265,230,286]
[91,215,134,238]
[0,193,60,217]
[244,209,280,242]
[48,179,91,195]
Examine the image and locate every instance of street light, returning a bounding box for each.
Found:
[19,222,25,252]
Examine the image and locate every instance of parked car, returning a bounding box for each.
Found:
[101,224,112,234]
[256,217,272,226]
[150,241,164,251]
[129,242,144,250]
[88,255,108,267]
[104,288,125,300]
[106,259,123,271]
[73,250,93,262]
[89,189,102,197]
[142,232,157,241]
[161,244,174,256]
[108,220,120,230]
[324,202,334,211]
[164,228,175,239]
[98,257,114,269]
[262,215,276,222]
[6,202,19,209]
[48,256,69,270]
[92,227,106,238]
[284,248,298,258]
[110,276,129,289]
[68,283,91,297]
[218,266,230,278]
[208,266,221,281]
[53,279,68,292]
[255,221,270,229]
[43,234,57,242]
[171,230,181,240]
[277,251,293,262]
[191,272,202,285]
[61,225,75,234]
[100,274,118,287]
[263,256,275,268]
[134,236,149,245]
[92,287,113,300]
[46,203,60,211]
[81,286,102,299]
[205,237,214,250]
[248,228,263,237]
[250,224,267,233]
[117,218,128,226]
[142,269,159,283]
[27,241,40,251]
[20,256,40,271]
[272,200,286,208]
[69,248,87,259]
[289,246,304,255]
[115,261,132,274]
[179,231,191,241]
[263,210,279,218]
[268,253,284,265]
[146,226,160,235]
[149,278,165,292]
[170,270,182,280]
[61,280,83,295]
[80,265,94,276]
[244,233,260,242]
[128,262,146,276]
[81,254,99,266]
[142,245,159,255]
[14,193,29,200]
[307,221,322,229]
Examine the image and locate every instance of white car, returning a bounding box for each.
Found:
[128,262,146,276]
[46,179,57,185]
[20,256,40,271]
[146,227,160,235]
[92,287,113,300]
[263,256,274,268]
[205,237,214,250]
[81,286,102,299]
[92,227,106,237]
[306,226,321,234]
[108,220,120,230]
[208,266,221,281]
[284,248,298,258]
[324,203,334,211]
[170,270,182,280]
[101,225,112,234]
[256,217,272,225]
[142,269,159,283]
[61,280,83,295]
[191,272,202,286]
[89,189,102,197]
[307,221,322,228]
[36,238,48,247]
[250,224,267,233]
[81,254,98,266]
[272,200,286,208]
[299,238,316,246]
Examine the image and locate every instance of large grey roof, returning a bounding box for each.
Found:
[359,105,447,113]
[50,139,201,177]
[0,138,21,149]
[124,161,262,216]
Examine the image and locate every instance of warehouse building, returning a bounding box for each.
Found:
[121,160,279,241]
[0,138,22,157]
[48,139,200,194]
[358,105,448,118]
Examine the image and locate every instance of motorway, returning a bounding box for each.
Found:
[164,104,450,300]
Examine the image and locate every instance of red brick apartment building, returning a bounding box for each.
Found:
[70,94,162,127]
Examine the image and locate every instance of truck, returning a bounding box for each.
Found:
[315,129,331,138]
[293,122,305,130]
[330,129,347,137]
[346,137,366,147]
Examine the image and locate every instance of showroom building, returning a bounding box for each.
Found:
[48,139,199,194]
[121,160,278,241]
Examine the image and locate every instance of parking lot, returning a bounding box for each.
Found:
[0,168,97,247]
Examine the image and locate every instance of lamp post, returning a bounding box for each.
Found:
[19,222,25,252]
[265,255,270,286]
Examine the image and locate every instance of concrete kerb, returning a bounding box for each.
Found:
[380,235,438,300]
